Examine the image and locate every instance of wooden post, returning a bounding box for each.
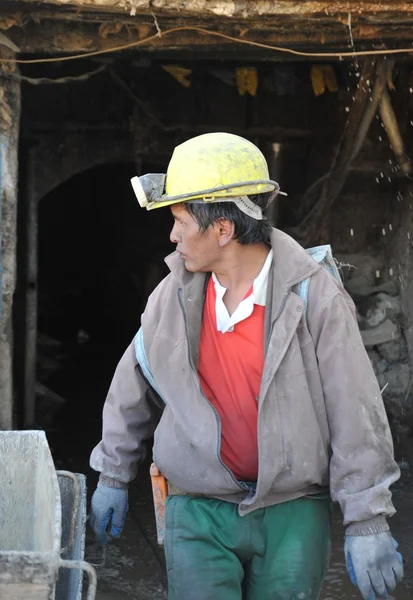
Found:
[295,58,388,246]
[259,141,283,226]
[0,45,21,429]
[23,147,37,427]
[14,142,39,428]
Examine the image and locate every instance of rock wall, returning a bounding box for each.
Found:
[388,184,413,364]
[346,269,411,441]
[32,132,134,202]
[333,180,413,442]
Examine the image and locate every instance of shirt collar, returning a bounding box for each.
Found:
[251,249,273,306]
[212,249,273,306]
[211,250,273,333]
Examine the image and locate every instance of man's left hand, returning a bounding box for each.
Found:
[345,531,403,599]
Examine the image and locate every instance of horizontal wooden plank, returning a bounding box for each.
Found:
[8,0,413,20]
[6,18,413,58]
[5,1,413,56]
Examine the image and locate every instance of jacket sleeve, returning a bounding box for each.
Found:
[90,339,163,484]
[309,283,400,534]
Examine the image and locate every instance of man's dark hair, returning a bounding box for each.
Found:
[184,193,273,245]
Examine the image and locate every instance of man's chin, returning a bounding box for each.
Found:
[180,255,209,272]
[183,259,197,272]
[184,260,210,274]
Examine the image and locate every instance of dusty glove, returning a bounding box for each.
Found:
[345,531,403,599]
[90,481,128,544]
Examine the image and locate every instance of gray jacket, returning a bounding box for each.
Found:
[91,228,399,533]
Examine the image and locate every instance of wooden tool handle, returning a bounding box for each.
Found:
[150,462,168,545]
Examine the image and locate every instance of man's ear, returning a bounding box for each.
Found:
[213,218,235,247]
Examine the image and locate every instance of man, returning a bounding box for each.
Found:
[90,132,403,600]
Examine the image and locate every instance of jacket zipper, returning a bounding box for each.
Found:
[178,288,245,491]
[238,289,291,508]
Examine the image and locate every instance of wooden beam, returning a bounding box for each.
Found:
[293,58,389,246]
[0,45,20,429]
[5,11,413,56]
[25,120,311,141]
[8,0,413,21]
[162,124,311,141]
[379,88,412,175]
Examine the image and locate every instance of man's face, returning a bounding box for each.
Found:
[170,205,221,272]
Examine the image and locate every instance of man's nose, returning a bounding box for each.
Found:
[170,223,180,244]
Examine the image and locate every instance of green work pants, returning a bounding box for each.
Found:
[164,495,331,600]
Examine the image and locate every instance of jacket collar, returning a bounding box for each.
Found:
[165,228,321,298]
[165,228,321,365]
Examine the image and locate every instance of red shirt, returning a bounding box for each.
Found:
[198,277,265,481]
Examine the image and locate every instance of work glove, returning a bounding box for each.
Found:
[345,531,404,599]
[90,480,128,545]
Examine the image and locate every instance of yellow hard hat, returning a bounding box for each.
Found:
[131,133,280,213]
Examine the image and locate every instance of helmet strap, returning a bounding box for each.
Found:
[189,196,263,221]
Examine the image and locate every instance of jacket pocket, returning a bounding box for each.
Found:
[265,369,330,493]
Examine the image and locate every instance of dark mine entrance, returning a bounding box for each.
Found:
[30,162,173,596]
[36,162,172,461]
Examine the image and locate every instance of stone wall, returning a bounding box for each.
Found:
[32,132,134,202]
[388,183,413,364]
[331,176,413,442]
[343,261,411,441]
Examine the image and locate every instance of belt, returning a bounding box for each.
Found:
[167,481,207,497]
[167,481,256,497]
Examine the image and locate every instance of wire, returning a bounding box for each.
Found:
[0,64,106,84]
[1,26,413,65]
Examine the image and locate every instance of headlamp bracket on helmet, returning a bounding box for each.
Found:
[131,174,166,208]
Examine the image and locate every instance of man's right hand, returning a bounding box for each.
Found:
[90,480,128,544]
